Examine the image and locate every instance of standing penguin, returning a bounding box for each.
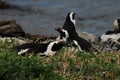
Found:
[61,12,92,51]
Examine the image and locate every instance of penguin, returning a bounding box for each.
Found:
[15,40,65,56]
[55,28,89,51]
[105,18,120,34]
[100,18,120,42]
[113,17,120,33]
[61,12,92,51]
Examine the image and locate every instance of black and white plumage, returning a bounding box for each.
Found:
[61,12,92,51]
[55,28,81,51]
[99,18,120,51]
[55,28,69,41]
[102,18,120,35]
[100,18,120,42]
[113,18,120,33]
[16,40,65,56]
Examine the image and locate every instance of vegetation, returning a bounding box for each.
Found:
[0,39,120,80]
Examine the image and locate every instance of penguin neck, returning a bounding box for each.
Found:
[63,19,76,32]
[68,30,79,41]
[51,42,64,51]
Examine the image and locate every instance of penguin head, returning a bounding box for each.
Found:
[55,28,69,41]
[63,12,76,32]
[114,18,120,32]
[66,12,76,25]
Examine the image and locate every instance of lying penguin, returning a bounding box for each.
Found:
[100,18,120,42]
[15,40,66,56]
[99,18,120,51]
[107,17,120,34]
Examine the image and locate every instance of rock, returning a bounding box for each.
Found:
[0,1,34,12]
[25,33,54,43]
[0,19,25,37]
[0,1,13,9]
[77,32,99,42]
[102,38,120,51]
[0,19,16,26]
[25,33,47,42]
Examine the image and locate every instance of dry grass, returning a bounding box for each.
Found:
[39,48,120,80]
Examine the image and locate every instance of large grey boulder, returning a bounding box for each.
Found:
[77,31,99,42]
[0,19,25,37]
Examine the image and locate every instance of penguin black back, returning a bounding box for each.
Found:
[16,40,66,56]
[16,43,49,53]
[73,33,92,51]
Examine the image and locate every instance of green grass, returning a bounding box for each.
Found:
[0,40,120,80]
